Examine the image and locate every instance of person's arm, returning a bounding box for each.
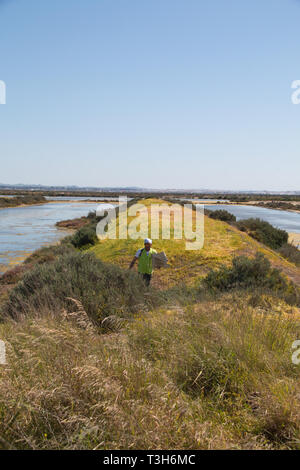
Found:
[129,249,141,269]
[129,257,137,270]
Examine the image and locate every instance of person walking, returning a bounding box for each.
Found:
[129,238,157,286]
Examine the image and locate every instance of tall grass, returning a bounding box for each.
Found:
[128,293,300,448]
[0,291,299,449]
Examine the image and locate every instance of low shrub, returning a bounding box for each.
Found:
[87,210,99,220]
[278,243,300,267]
[70,225,98,248]
[56,217,89,229]
[24,243,75,265]
[208,209,236,223]
[68,200,139,250]
[203,253,299,305]
[2,252,153,323]
[236,218,288,249]
[68,210,111,248]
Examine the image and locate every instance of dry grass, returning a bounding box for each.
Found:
[0,314,209,450]
[0,292,299,449]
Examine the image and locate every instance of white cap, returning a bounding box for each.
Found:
[144,238,152,244]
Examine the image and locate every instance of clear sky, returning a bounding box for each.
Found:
[0,0,299,190]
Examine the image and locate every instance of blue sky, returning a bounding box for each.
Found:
[0,0,299,190]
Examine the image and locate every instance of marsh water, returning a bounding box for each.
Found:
[205,204,300,234]
[0,199,299,274]
[0,201,113,274]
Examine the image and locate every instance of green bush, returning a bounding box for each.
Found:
[87,210,97,219]
[236,218,288,249]
[209,210,236,222]
[69,209,113,248]
[70,225,98,248]
[204,253,299,305]
[2,252,152,323]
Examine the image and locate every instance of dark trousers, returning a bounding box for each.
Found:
[140,273,152,287]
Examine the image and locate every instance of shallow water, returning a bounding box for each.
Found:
[205,204,300,234]
[0,201,113,274]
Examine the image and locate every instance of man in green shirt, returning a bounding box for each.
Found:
[129,238,157,286]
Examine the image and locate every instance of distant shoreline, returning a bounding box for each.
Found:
[0,195,48,210]
[0,202,48,210]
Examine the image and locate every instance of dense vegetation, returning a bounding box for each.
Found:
[204,252,299,305]
[69,225,99,248]
[207,209,236,222]
[236,218,288,250]
[2,252,154,324]
[254,201,300,211]
[0,278,299,449]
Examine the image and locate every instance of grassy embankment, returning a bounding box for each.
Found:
[0,195,47,209]
[0,198,299,449]
[91,199,300,287]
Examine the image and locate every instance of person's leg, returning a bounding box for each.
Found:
[143,273,152,287]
